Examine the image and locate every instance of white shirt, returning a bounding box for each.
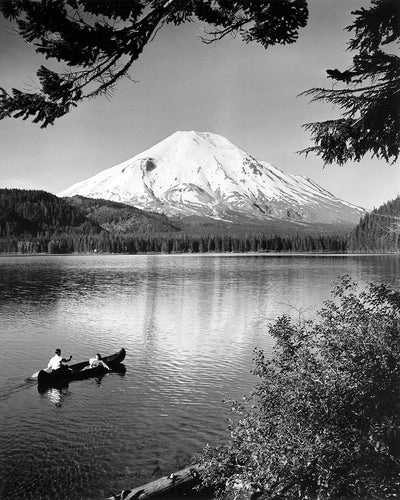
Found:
[89,357,108,369]
[48,354,63,370]
[89,357,104,368]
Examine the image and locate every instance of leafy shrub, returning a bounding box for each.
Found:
[200,276,400,499]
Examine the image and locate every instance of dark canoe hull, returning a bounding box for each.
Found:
[37,348,126,387]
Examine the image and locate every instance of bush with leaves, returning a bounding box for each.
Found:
[200,276,400,499]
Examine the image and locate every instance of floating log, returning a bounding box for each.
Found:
[108,464,204,500]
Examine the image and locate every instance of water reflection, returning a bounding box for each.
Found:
[94,364,127,386]
[40,386,71,407]
[0,257,66,305]
[0,255,398,500]
[37,364,126,400]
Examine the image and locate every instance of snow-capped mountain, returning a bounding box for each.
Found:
[58,131,365,225]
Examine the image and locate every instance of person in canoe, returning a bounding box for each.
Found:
[88,353,111,371]
[47,348,73,373]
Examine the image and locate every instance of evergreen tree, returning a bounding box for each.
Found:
[348,195,400,252]
[300,0,400,165]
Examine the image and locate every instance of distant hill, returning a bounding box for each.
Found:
[0,189,179,236]
[0,188,354,255]
[0,189,181,253]
[65,195,180,233]
[348,196,400,252]
[173,214,352,238]
[0,189,101,237]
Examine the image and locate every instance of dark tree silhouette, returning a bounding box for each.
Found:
[348,195,400,252]
[0,0,308,127]
[2,1,397,167]
[300,0,400,165]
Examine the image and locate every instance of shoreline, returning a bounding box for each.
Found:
[0,251,398,258]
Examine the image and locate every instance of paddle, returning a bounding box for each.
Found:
[31,367,52,380]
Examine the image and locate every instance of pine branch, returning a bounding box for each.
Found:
[300,0,400,165]
[300,81,395,99]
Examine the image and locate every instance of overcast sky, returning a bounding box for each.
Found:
[0,0,398,210]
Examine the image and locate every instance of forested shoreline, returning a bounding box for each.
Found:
[0,232,349,255]
[348,196,400,253]
[0,189,398,255]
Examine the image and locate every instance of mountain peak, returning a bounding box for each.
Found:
[58,131,365,226]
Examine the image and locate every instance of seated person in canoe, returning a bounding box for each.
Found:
[47,348,73,373]
[87,353,111,371]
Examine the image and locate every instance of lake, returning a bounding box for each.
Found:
[0,254,399,499]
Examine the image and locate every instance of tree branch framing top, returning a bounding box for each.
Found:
[0,0,308,127]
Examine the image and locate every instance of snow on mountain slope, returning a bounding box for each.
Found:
[58,131,365,225]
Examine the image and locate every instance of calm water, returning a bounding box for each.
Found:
[0,254,399,499]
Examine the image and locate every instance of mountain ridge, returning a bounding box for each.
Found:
[58,131,365,226]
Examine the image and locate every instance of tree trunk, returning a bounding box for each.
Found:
[107,464,203,500]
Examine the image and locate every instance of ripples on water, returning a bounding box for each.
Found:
[0,254,399,499]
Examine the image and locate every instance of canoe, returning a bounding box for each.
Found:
[37,348,126,386]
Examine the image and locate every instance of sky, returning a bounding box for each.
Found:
[0,0,398,210]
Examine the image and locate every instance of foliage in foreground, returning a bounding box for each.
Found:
[200,277,400,499]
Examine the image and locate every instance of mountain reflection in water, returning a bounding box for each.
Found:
[0,254,398,500]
